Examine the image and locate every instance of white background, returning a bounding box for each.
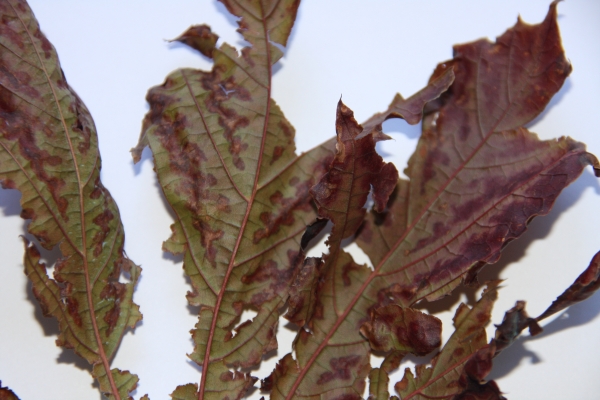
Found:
[1,1,599,399]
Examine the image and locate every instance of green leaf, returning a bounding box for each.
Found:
[0,1,141,399]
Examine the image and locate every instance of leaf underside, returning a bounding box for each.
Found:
[134,0,336,398]
[0,1,142,399]
[269,2,599,399]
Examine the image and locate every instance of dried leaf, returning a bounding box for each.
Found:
[396,283,499,399]
[0,1,141,399]
[452,343,505,400]
[268,3,599,398]
[133,0,335,398]
[492,301,542,355]
[537,250,600,321]
[269,81,450,398]
[452,251,600,398]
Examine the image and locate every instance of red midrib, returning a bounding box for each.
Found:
[197,3,273,399]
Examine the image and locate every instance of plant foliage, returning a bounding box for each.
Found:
[0,1,599,399]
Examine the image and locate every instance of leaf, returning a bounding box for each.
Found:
[0,1,141,399]
[536,250,600,321]
[268,85,451,398]
[132,0,335,398]
[269,2,600,398]
[443,250,600,399]
[395,283,500,400]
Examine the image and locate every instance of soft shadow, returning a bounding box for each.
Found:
[26,273,93,374]
[479,167,599,283]
[488,289,600,381]
[0,187,21,216]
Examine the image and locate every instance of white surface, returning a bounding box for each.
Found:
[1,1,599,399]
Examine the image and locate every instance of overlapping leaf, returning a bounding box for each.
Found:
[396,283,500,400]
[0,1,141,399]
[132,0,335,398]
[268,3,600,399]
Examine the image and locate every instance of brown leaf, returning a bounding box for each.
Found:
[537,250,600,321]
[492,300,542,355]
[172,24,219,59]
[0,1,141,399]
[266,3,600,398]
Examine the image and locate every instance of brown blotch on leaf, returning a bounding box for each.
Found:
[173,24,219,58]
[253,180,314,244]
[193,220,224,268]
[65,297,83,327]
[316,355,362,385]
[91,209,114,257]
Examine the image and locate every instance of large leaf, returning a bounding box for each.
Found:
[269,2,600,398]
[132,1,335,398]
[0,1,141,399]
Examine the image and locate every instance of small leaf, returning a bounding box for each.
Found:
[0,1,141,399]
[492,300,541,355]
[537,250,600,321]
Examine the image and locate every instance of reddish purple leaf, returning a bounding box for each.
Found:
[269,3,600,399]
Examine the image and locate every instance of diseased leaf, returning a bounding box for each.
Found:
[0,1,141,399]
[132,0,335,398]
[536,250,600,321]
[269,83,450,398]
[395,283,500,400]
[270,3,600,399]
[360,306,441,355]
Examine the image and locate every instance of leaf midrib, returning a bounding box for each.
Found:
[197,1,274,398]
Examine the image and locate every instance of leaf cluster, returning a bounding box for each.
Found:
[0,1,599,399]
